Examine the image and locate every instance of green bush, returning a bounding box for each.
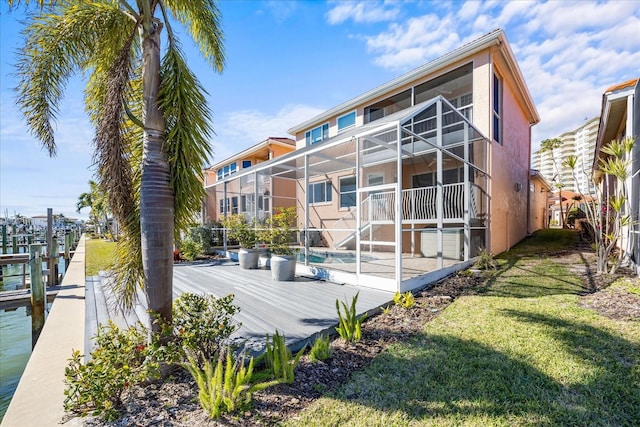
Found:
[335,292,367,343]
[262,330,305,384]
[172,293,240,366]
[309,335,332,363]
[63,321,158,420]
[180,238,203,261]
[474,248,497,270]
[183,348,279,419]
[187,226,213,254]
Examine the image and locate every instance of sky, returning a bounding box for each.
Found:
[1,0,639,220]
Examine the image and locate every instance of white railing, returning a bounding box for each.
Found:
[331,183,486,248]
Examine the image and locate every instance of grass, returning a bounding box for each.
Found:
[85,238,117,276]
[287,229,640,426]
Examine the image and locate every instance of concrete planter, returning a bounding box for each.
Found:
[270,255,296,281]
[238,248,259,269]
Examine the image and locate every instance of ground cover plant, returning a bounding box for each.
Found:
[85,238,117,276]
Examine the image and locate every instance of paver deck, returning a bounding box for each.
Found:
[86,259,393,354]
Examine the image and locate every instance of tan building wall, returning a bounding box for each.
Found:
[529,175,551,232]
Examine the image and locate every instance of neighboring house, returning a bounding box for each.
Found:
[208,29,540,293]
[532,117,599,193]
[529,170,552,232]
[203,137,296,224]
[593,78,639,275]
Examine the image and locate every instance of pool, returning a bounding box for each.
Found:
[296,251,377,264]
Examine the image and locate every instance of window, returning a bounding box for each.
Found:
[230,162,237,174]
[413,172,435,188]
[493,73,502,144]
[364,89,411,124]
[217,168,223,181]
[308,180,332,204]
[219,199,224,214]
[242,160,252,169]
[339,176,356,208]
[305,123,329,145]
[337,111,356,132]
[231,197,238,214]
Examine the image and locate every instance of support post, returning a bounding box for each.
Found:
[50,235,59,286]
[47,209,54,286]
[64,233,71,272]
[30,244,45,348]
[1,224,6,253]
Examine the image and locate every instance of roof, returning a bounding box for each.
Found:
[288,28,539,135]
[604,78,639,94]
[206,137,295,170]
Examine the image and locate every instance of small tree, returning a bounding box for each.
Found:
[261,207,297,255]
[564,137,636,274]
[221,214,259,249]
[538,138,567,228]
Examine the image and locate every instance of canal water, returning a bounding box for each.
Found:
[0,251,61,421]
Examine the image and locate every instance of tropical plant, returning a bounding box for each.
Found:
[393,291,416,309]
[473,248,497,270]
[261,330,305,384]
[63,321,159,420]
[179,238,203,261]
[14,0,225,334]
[186,225,213,254]
[261,207,298,255]
[335,292,367,343]
[172,293,240,367]
[537,138,567,228]
[563,137,636,273]
[77,180,111,236]
[221,214,259,249]
[183,348,279,419]
[308,335,332,363]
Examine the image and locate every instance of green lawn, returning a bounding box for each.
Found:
[85,238,117,276]
[287,230,640,426]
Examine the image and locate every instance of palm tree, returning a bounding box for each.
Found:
[537,138,566,227]
[77,180,110,235]
[13,0,224,332]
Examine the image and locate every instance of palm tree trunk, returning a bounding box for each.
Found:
[141,24,174,332]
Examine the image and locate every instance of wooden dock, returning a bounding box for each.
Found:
[0,286,61,310]
[86,259,393,355]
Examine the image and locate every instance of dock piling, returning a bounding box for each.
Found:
[29,244,45,348]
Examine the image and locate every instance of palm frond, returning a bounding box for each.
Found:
[159,45,213,236]
[15,1,132,156]
[162,0,225,72]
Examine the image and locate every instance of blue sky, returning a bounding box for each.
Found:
[1,0,639,219]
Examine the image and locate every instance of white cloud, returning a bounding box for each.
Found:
[326,1,400,25]
[210,104,325,164]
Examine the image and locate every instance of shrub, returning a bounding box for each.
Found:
[63,321,158,420]
[180,238,203,261]
[262,330,305,383]
[309,335,332,363]
[474,248,497,270]
[335,292,367,343]
[183,348,279,419]
[187,226,213,254]
[221,214,259,249]
[260,207,298,255]
[393,291,416,309]
[172,293,240,366]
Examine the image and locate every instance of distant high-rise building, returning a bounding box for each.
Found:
[532,117,599,193]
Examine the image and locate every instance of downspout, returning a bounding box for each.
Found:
[526,123,534,235]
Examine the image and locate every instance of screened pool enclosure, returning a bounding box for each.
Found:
[206,96,490,293]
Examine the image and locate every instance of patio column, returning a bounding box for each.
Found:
[436,99,444,270]
[464,121,470,261]
[395,122,403,289]
[304,153,310,264]
[355,136,361,277]
[223,182,228,253]
[254,171,258,223]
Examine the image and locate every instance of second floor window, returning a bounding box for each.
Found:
[305,123,329,145]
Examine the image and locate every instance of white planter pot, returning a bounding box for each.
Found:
[238,248,259,269]
[270,255,296,281]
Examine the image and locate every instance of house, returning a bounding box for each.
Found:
[207,29,540,293]
[203,137,296,224]
[593,78,639,275]
[529,170,552,231]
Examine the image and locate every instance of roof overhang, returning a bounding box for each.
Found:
[206,137,295,171]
